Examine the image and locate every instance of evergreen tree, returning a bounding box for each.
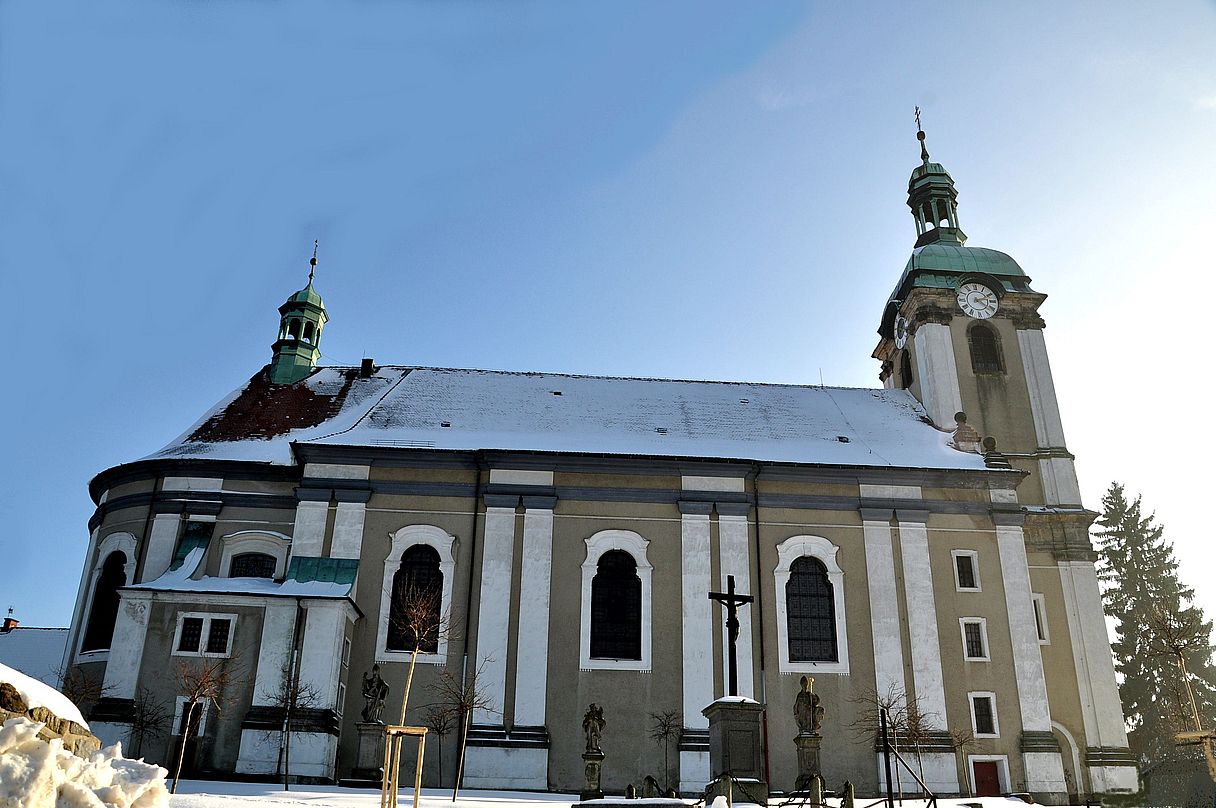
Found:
[1094,482,1216,762]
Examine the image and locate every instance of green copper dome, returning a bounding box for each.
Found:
[286,281,325,309]
[905,243,1026,278]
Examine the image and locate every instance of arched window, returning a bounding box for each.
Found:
[774,535,849,674]
[969,323,1004,374]
[899,350,914,390]
[387,545,442,653]
[81,551,127,652]
[377,525,456,664]
[589,550,642,660]
[302,322,315,343]
[287,319,301,339]
[786,557,837,662]
[229,552,276,579]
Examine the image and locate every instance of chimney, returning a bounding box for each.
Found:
[1,608,17,634]
[360,358,376,377]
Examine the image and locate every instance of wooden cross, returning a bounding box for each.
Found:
[708,574,754,697]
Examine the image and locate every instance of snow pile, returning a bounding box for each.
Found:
[0,661,88,727]
[0,716,168,808]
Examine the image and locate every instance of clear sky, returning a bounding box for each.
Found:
[2,2,1214,628]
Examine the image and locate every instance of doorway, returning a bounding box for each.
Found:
[972,761,1001,796]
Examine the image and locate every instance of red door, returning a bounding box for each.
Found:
[973,761,1001,796]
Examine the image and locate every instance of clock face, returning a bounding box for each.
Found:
[957,282,998,319]
[893,315,909,349]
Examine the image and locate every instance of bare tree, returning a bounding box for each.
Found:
[54,664,112,720]
[948,726,977,796]
[432,660,496,802]
[262,658,322,791]
[387,582,455,726]
[170,655,239,793]
[850,685,941,797]
[425,705,457,787]
[128,687,171,759]
[648,709,681,792]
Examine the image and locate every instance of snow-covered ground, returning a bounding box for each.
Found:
[168,781,1083,808]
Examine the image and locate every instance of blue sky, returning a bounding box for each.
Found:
[2,2,1214,627]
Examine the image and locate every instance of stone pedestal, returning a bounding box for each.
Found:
[351,722,386,781]
[702,698,768,804]
[794,732,822,790]
[581,750,605,800]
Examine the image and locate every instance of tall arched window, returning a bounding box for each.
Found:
[387,544,442,653]
[229,552,276,579]
[81,551,127,652]
[899,350,914,390]
[589,550,642,660]
[969,323,1004,374]
[786,557,837,662]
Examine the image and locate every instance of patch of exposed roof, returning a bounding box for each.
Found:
[141,366,988,472]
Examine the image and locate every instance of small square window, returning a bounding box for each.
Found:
[961,618,989,661]
[970,693,999,737]
[953,550,980,591]
[206,620,231,655]
[178,618,203,653]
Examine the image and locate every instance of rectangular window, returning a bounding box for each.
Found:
[174,696,209,737]
[970,693,998,737]
[953,550,980,591]
[961,619,989,661]
[173,613,236,658]
[1032,593,1050,644]
[178,617,204,653]
[342,637,352,668]
[336,682,347,717]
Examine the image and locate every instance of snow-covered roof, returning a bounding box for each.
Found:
[142,366,988,472]
[129,547,356,599]
[0,628,68,689]
[0,661,86,728]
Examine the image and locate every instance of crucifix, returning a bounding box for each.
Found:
[708,574,754,697]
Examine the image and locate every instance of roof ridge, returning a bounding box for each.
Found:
[311,364,891,393]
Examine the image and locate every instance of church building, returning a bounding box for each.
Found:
[63,132,1137,803]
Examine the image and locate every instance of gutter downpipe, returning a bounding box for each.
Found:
[750,462,771,789]
[456,452,485,790]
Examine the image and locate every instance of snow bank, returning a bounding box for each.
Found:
[0,661,87,728]
[0,716,168,808]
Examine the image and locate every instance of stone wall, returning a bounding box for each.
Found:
[0,681,101,757]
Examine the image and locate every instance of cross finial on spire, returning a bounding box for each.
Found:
[915,106,930,164]
[308,240,318,284]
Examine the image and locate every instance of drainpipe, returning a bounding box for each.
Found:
[749,462,771,789]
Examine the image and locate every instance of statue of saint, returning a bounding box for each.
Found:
[794,675,824,735]
[582,703,606,753]
[361,664,389,724]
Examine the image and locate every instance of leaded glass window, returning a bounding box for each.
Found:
[589,550,641,660]
[229,552,276,579]
[969,324,1004,374]
[206,619,231,655]
[387,544,442,653]
[178,617,204,653]
[786,556,837,662]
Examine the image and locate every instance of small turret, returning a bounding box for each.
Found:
[907,109,966,247]
[269,242,329,385]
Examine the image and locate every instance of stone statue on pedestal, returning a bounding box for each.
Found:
[793,676,825,791]
[361,664,389,724]
[581,703,606,800]
[583,703,605,753]
[794,675,824,735]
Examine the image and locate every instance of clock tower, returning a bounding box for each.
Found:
[873,127,1080,508]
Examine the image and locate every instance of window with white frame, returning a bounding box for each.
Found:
[952,550,981,591]
[336,681,347,717]
[173,613,236,658]
[969,692,999,737]
[774,535,849,675]
[960,618,990,661]
[218,531,290,580]
[173,696,210,737]
[78,532,138,656]
[377,525,457,664]
[1031,593,1050,644]
[580,530,652,671]
[342,637,352,667]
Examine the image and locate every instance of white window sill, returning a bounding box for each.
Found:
[581,657,651,672]
[75,649,110,663]
[376,649,446,665]
[778,659,849,675]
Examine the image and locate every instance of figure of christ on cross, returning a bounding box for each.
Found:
[708,574,755,697]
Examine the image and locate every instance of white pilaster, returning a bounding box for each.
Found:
[862,513,906,698]
[330,502,367,559]
[513,507,553,727]
[62,528,100,671]
[912,322,964,428]
[996,522,1067,795]
[236,602,299,775]
[141,513,180,582]
[291,499,329,558]
[896,517,950,727]
[679,507,713,794]
[285,603,346,779]
[474,505,516,724]
[717,513,754,699]
[101,592,152,699]
[1017,328,1067,447]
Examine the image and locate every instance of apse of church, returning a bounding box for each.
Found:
[62,132,1137,803]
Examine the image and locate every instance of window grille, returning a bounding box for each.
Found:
[589,550,642,660]
[972,695,996,735]
[387,544,442,653]
[969,324,1004,374]
[964,621,986,659]
[178,617,204,653]
[786,556,838,662]
[81,551,127,652]
[955,553,978,589]
[229,552,276,579]
[205,619,231,655]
